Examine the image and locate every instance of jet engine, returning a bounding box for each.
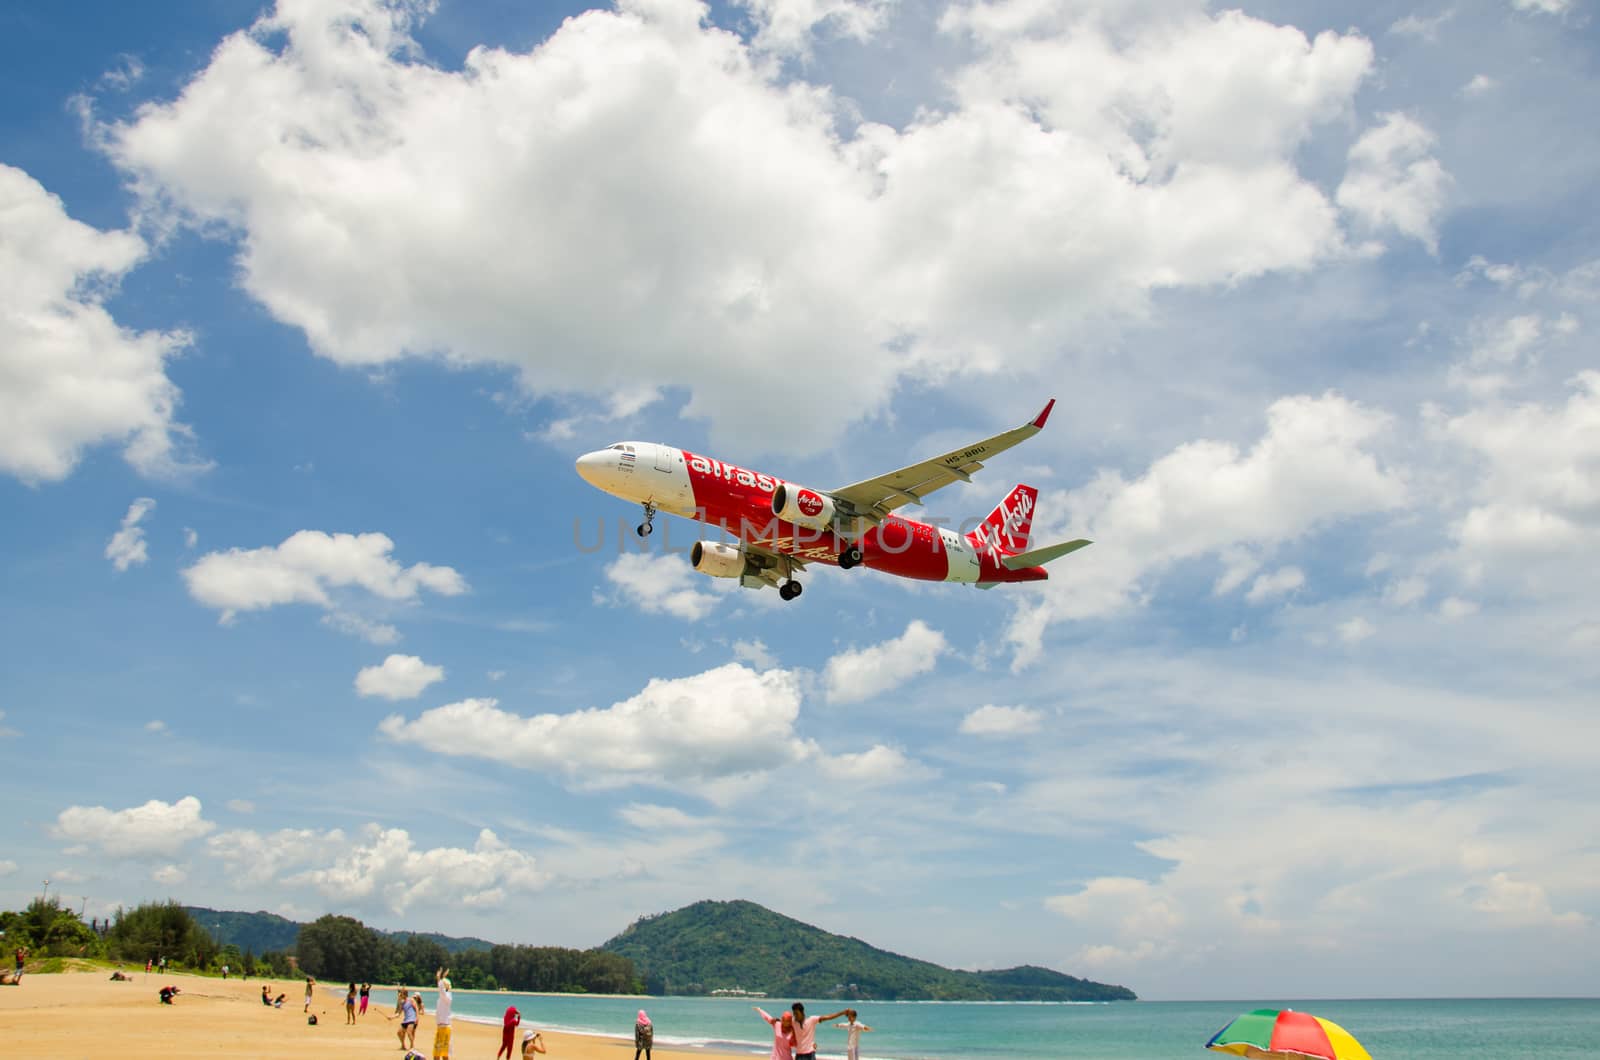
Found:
[771,482,837,531]
[690,541,749,579]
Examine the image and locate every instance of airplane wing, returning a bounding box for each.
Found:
[830,399,1056,519]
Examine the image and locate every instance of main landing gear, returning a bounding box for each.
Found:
[838,545,864,570]
[636,502,656,537]
[779,580,804,601]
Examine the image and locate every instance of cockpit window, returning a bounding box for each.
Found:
[608,444,624,450]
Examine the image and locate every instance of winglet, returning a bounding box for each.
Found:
[1032,398,1056,430]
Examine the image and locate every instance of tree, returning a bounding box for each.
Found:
[1,897,104,958]
[295,915,386,982]
[107,901,209,967]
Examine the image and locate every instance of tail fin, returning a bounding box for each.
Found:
[968,484,1038,559]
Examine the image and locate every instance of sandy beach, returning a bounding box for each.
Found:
[0,971,742,1060]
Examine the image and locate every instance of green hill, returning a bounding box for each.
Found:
[600,899,1135,1001]
[185,906,494,956]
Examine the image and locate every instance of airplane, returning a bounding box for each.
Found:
[574,399,1091,601]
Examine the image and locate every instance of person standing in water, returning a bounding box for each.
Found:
[756,1007,798,1060]
[834,1009,874,1060]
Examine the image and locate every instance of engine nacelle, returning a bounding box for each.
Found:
[690,541,748,579]
[770,482,837,531]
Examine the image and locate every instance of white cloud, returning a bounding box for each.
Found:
[1384,575,1427,607]
[1337,113,1451,253]
[53,796,215,858]
[1439,597,1480,620]
[617,803,705,830]
[151,864,187,886]
[144,720,167,733]
[207,827,350,886]
[0,710,18,739]
[182,530,467,627]
[818,744,932,787]
[601,552,720,621]
[1460,872,1587,926]
[355,654,445,700]
[731,638,776,669]
[321,611,402,645]
[0,164,197,484]
[1007,393,1407,667]
[1461,74,1497,98]
[824,620,948,704]
[0,859,16,877]
[379,663,811,786]
[1337,616,1377,644]
[98,0,1377,453]
[287,825,545,914]
[105,498,157,572]
[1244,566,1305,604]
[960,704,1045,737]
[225,799,256,814]
[183,527,198,549]
[1511,0,1573,14]
[1389,11,1455,40]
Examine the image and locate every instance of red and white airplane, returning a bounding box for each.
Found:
[575,399,1091,601]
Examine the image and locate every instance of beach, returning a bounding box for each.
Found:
[0,971,735,1060]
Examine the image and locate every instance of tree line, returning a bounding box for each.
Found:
[295,913,640,992]
[1,899,641,994]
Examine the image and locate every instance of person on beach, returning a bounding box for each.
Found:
[497,1005,521,1060]
[521,1029,547,1056]
[345,982,357,1024]
[756,1007,799,1060]
[12,946,25,984]
[634,1009,654,1060]
[834,1009,874,1060]
[790,1002,851,1060]
[303,975,315,1012]
[432,967,453,1059]
[359,981,371,1016]
[387,988,419,1050]
[260,985,272,1006]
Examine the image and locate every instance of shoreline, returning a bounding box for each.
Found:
[0,970,754,1060]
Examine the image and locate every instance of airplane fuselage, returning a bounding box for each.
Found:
[575,441,1047,586]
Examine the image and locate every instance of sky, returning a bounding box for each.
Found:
[1,0,1597,1002]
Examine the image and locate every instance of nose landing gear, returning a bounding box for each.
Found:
[636,502,657,537]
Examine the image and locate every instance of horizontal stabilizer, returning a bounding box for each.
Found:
[1001,538,1092,570]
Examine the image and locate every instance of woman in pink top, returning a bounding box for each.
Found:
[755,1007,798,1060]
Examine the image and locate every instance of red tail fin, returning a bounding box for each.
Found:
[968,484,1038,560]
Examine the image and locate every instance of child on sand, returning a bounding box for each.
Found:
[834,1009,874,1060]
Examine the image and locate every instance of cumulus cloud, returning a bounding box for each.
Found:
[182,530,467,630]
[355,654,445,700]
[824,620,948,704]
[207,826,351,886]
[287,825,545,914]
[1007,393,1407,667]
[960,704,1045,737]
[1245,566,1305,604]
[53,796,215,858]
[379,663,811,786]
[1337,616,1377,643]
[1337,112,1451,253]
[0,165,197,484]
[105,498,157,571]
[97,0,1378,452]
[817,744,932,786]
[0,859,17,877]
[151,864,187,886]
[731,638,776,669]
[601,553,720,621]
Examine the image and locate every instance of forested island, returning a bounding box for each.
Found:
[3,896,1134,1001]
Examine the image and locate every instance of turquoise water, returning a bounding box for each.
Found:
[364,991,1599,1059]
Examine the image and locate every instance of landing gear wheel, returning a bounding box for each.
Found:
[839,545,864,570]
[779,581,803,601]
[636,502,657,537]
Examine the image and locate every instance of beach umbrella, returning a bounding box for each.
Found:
[1205,1008,1373,1060]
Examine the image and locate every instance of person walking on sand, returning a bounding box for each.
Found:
[303,975,315,1012]
[386,988,418,1051]
[497,1005,521,1060]
[634,1009,654,1060]
[358,982,370,1017]
[431,966,454,1059]
[834,1009,874,1060]
[789,1002,850,1060]
[756,1007,799,1060]
[345,983,357,1024]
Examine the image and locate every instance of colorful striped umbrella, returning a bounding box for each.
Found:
[1206,1008,1373,1060]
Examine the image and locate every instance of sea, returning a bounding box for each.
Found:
[362,990,1599,1059]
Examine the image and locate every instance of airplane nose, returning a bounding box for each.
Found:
[575,450,611,487]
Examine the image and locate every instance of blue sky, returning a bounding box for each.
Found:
[2,0,1597,1000]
